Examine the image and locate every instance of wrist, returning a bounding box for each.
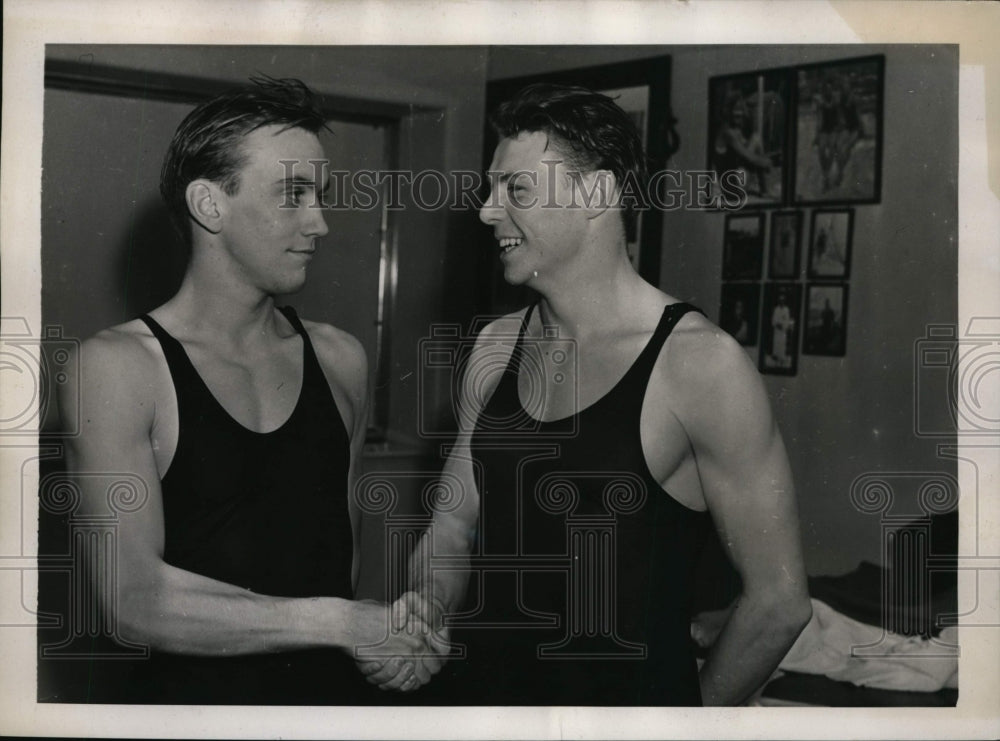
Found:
[297,596,356,651]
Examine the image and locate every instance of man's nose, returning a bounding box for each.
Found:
[479,188,503,226]
[306,203,329,238]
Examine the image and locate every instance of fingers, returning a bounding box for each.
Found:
[361,655,431,692]
[354,593,453,692]
[397,590,445,631]
[391,593,411,631]
[357,631,445,692]
[370,658,417,691]
[357,658,386,677]
[428,626,451,657]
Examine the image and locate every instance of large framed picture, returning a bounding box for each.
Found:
[481,55,676,314]
[707,67,791,208]
[792,55,885,205]
[722,212,765,280]
[808,208,854,279]
[768,210,802,279]
[759,282,803,376]
[719,282,762,347]
[803,283,849,356]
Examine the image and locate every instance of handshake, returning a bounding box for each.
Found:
[351,591,451,693]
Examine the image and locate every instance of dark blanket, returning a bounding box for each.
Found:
[808,511,958,637]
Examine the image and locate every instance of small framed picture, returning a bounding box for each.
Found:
[708,67,792,208]
[719,282,762,347]
[791,55,884,205]
[759,283,802,376]
[808,208,854,279]
[803,283,849,356]
[768,210,802,279]
[722,213,765,280]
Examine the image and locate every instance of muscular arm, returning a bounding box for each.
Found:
[409,317,521,615]
[361,316,519,689]
[61,328,412,658]
[670,325,812,705]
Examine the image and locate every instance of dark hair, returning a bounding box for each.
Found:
[489,83,648,241]
[160,75,327,241]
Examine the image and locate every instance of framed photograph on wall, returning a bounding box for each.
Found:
[808,208,854,279]
[719,282,762,347]
[481,55,676,314]
[803,283,849,356]
[759,282,802,376]
[768,210,802,279]
[792,54,885,205]
[722,212,765,280]
[707,67,792,208]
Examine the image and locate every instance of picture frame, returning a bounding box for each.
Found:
[719,282,762,347]
[803,283,849,356]
[759,282,803,376]
[768,210,802,279]
[791,54,885,205]
[707,67,792,208]
[481,55,677,314]
[807,208,854,279]
[722,212,765,280]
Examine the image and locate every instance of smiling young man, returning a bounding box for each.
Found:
[381,83,812,706]
[61,78,434,704]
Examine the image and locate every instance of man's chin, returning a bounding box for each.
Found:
[275,277,308,297]
[501,265,533,287]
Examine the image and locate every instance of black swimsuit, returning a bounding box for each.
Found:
[129,307,362,704]
[434,303,711,705]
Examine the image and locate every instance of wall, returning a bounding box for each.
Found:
[487,45,958,575]
[664,44,957,575]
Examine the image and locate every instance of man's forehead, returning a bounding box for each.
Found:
[239,125,327,168]
[491,130,567,171]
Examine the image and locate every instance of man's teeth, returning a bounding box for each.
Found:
[499,237,523,252]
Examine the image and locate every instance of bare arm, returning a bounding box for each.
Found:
[670,326,812,706]
[361,316,519,689]
[408,317,522,616]
[62,328,417,658]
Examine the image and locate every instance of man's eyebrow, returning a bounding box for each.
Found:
[276,176,324,188]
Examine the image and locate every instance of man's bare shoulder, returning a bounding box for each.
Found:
[661,309,761,403]
[450,308,529,419]
[299,318,368,392]
[475,307,530,344]
[70,320,169,435]
[80,319,163,386]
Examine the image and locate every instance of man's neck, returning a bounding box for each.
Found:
[158,257,288,347]
[532,243,654,341]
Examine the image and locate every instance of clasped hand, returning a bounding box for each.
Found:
[353,591,449,692]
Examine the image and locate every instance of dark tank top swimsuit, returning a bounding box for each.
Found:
[129,306,364,705]
[430,302,711,705]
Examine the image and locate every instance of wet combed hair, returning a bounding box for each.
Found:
[489,82,648,240]
[160,75,327,242]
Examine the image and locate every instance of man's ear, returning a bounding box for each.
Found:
[185,179,224,235]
